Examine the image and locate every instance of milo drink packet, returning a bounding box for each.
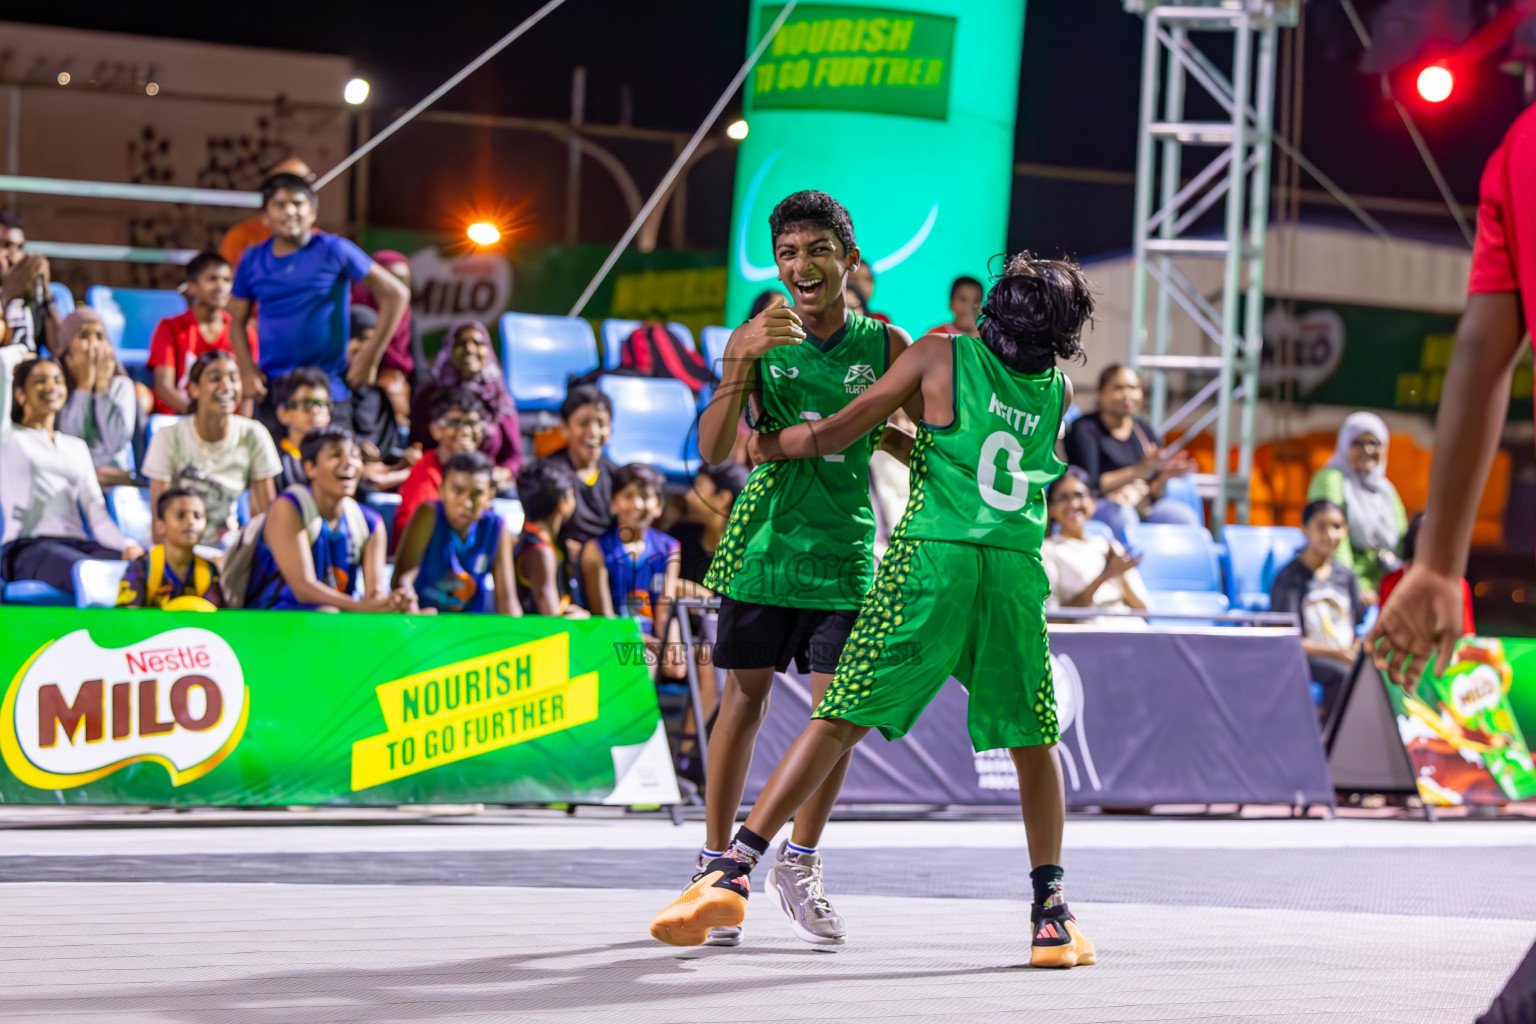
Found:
[1401,637,1536,803]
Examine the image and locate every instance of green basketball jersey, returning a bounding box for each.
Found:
[893,334,1066,552]
[703,313,888,610]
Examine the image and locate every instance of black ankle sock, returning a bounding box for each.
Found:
[723,826,770,869]
[1030,864,1065,911]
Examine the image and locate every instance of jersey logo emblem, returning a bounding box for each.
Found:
[844,364,876,393]
[768,366,799,379]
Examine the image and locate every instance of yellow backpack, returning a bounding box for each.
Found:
[145,545,213,609]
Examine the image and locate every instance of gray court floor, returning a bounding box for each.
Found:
[1,815,1532,1023]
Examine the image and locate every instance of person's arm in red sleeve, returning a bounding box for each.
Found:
[1370,116,1531,683]
[147,318,189,414]
[393,456,440,549]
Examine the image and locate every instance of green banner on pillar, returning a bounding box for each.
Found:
[728,0,1026,333]
[752,5,957,120]
[0,609,678,807]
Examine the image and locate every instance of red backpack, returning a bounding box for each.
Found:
[619,323,718,395]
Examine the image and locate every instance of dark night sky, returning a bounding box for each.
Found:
[8,0,1530,256]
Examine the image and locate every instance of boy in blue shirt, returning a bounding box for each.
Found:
[581,463,684,679]
[242,426,406,612]
[227,173,408,416]
[116,487,224,609]
[395,450,518,615]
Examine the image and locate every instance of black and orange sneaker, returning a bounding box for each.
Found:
[650,857,752,946]
[1030,905,1097,968]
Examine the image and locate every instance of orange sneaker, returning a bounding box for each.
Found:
[1029,907,1097,968]
[650,858,752,946]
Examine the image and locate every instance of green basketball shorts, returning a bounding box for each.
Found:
[815,537,1060,752]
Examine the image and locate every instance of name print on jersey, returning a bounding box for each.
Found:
[988,392,1041,435]
[845,364,876,393]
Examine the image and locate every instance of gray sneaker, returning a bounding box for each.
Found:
[767,840,846,945]
[694,853,742,947]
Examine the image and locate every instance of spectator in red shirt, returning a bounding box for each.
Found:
[393,386,486,547]
[1370,104,1536,1024]
[148,252,256,415]
[925,276,984,338]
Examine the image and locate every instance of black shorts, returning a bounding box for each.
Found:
[713,597,858,675]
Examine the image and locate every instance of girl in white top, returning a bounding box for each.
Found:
[1,357,143,592]
[54,308,138,488]
[1042,466,1152,628]
[143,349,279,547]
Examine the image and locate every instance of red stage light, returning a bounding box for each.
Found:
[1417,64,1453,103]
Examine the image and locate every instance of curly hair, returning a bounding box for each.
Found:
[768,190,856,254]
[977,252,1094,375]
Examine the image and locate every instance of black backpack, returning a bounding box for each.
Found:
[619,323,718,394]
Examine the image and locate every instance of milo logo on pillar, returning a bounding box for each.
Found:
[0,628,248,789]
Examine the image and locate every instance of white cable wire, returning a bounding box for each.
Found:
[313,0,569,191]
[568,0,799,317]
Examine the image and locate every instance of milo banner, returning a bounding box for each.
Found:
[0,609,680,807]
[1261,299,1535,420]
[743,626,1334,808]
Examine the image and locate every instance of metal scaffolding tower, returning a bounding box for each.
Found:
[1125,0,1298,531]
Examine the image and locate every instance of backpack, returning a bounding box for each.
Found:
[618,323,718,395]
[144,545,216,608]
[219,484,370,608]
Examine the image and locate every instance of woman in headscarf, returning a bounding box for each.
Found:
[53,307,138,487]
[408,318,522,489]
[1306,411,1407,601]
[351,249,414,425]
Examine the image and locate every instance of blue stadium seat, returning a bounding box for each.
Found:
[599,319,697,370]
[1220,524,1306,611]
[598,375,697,482]
[145,413,182,447]
[106,486,154,547]
[493,497,525,536]
[1082,519,1116,543]
[87,286,187,374]
[48,282,75,316]
[1125,522,1223,593]
[73,560,129,609]
[1146,589,1232,629]
[1161,475,1204,525]
[2,581,72,606]
[499,313,600,414]
[361,491,402,549]
[700,325,731,376]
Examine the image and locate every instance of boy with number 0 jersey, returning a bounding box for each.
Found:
[693,190,912,946]
[654,253,1098,970]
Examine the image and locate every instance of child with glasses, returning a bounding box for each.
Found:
[272,367,333,489]
[393,387,486,549]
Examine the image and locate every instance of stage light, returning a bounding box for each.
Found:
[726,119,749,140]
[467,222,501,246]
[1417,64,1453,103]
[56,72,70,86]
[344,78,371,105]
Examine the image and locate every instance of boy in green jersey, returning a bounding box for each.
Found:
[653,253,1097,969]
[694,191,912,946]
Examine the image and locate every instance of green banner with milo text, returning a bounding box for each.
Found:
[0,609,678,806]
